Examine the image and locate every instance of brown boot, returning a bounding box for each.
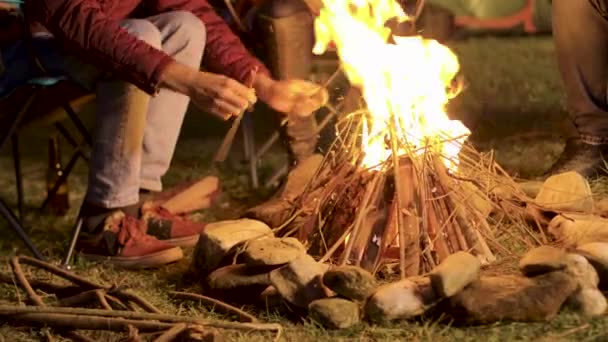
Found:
[76,211,184,269]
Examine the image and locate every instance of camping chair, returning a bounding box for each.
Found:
[0,78,94,261]
[0,0,94,260]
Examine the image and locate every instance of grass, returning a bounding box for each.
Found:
[2,34,608,341]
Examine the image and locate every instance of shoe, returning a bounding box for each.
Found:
[140,202,207,248]
[544,139,608,179]
[76,211,184,269]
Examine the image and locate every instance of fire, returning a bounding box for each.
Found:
[313,0,470,169]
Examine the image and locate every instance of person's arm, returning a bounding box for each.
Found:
[28,0,175,95]
[149,0,271,86]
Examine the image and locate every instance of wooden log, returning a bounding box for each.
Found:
[432,157,496,263]
[161,176,219,215]
[394,159,420,277]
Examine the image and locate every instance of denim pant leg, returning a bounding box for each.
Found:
[139,12,206,192]
[84,12,206,207]
[553,0,608,143]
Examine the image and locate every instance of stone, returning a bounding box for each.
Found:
[566,288,607,317]
[429,251,481,298]
[269,254,330,308]
[242,237,306,267]
[191,219,273,276]
[564,253,599,289]
[534,172,594,213]
[562,253,606,317]
[547,214,608,247]
[205,264,273,303]
[448,272,578,324]
[364,277,438,324]
[519,245,568,276]
[576,242,608,290]
[206,264,272,291]
[323,266,378,301]
[308,298,361,329]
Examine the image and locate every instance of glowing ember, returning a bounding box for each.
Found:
[313,0,470,169]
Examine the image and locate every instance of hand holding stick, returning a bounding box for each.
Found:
[213,68,258,163]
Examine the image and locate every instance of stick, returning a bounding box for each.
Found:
[0,305,283,332]
[5,312,175,332]
[56,290,100,307]
[10,257,44,306]
[17,256,107,290]
[168,291,258,323]
[113,289,163,314]
[432,158,495,262]
[339,171,383,265]
[214,68,258,163]
[152,323,188,342]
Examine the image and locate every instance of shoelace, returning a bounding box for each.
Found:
[116,216,149,246]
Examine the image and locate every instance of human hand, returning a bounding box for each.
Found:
[253,74,329,117]
[187,72,257,120]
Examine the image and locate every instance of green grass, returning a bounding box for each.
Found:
[2,35,607,341]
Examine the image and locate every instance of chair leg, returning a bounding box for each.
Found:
[62,216,83,268]
[0,197,45,260]
[55,122,90,162]
[11,134,25,222]
[62,104,92,146]
[40,145,81,211]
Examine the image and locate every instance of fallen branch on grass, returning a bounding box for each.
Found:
[168,291,258,323]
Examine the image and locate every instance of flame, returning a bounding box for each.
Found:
[313,0,470,169]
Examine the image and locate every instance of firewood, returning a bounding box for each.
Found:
[161,176,219,215]
[432,158,495,263]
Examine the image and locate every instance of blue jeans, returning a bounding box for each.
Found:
[0,11,207,208]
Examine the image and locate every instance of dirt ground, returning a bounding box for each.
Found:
[2,35,608,341]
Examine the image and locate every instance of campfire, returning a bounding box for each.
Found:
[249,0,528,277]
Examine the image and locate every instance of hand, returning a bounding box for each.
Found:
[253,74,329,117]
[188,72,257,120]
[159,62,256,121]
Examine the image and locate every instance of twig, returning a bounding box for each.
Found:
[10,257,44,306]
[113,289,163,314]
[168,291,258,323]
[56,290,100,307]
[152,323,188,342]
[95,290,112,310]
[0,305,283,332]
[5,312,174,332]
[17,256,107,290]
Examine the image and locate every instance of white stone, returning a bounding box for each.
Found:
[548,214,608,247]
[535,172,594,213]
[430,251,481,298]
[364,278,437,323]
[191,219,273,275]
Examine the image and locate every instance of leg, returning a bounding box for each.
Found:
[139,11,206,192]
[546,0,608,178]
[83,19,159,208]
[553,0,608,140]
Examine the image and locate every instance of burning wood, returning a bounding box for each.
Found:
[247,0,531,277]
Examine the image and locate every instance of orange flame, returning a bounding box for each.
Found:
[313,0,470,169]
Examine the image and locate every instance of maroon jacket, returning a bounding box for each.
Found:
[26,0,270,95]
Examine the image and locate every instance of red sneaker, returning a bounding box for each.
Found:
[76,211,184,269]
[140,203,207,248]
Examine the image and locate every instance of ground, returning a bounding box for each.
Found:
[1,35,608,341]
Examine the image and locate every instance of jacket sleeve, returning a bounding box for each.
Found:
[149,0,270,84]
[27,0,175,94]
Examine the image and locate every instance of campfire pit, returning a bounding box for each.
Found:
[246,0,527,277]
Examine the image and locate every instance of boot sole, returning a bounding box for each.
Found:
[163,234,200,249]
[79,246,184,269]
